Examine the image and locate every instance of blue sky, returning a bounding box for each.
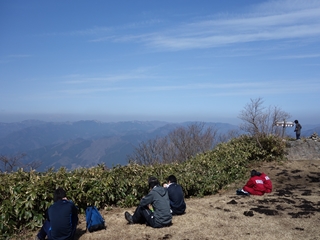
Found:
[1,0,320,124]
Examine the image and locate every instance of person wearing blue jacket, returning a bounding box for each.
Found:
[35,188,78,240]
[163,175,186,215]
[125,177,172,228]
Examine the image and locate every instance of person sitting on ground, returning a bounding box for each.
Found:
[259,172,272,193]
[36,187,79,240]
[163,175,186,215]
[236,170,266,196]
[124,176,172,228]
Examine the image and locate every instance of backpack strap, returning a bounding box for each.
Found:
[86,206,93,229]
[95,206,104,222]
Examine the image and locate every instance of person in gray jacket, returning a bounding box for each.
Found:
[124,176,172,228]
[294,120,302,140]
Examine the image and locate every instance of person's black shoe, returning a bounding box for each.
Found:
[244,210,254,217]
[236,189,250,196]
[125,211,134,224]
[35,236,45,240]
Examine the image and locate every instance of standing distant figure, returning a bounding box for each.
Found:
[294,120,302,140]
[163,175,186,215]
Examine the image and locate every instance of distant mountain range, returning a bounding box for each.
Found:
[0,120,319,172]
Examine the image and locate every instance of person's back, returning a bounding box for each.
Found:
[167,183,186,215]
[35,188,78,240]
[165,175,186,215]
[243,170,266,196]
[140,185,172,227]
[48,188,78,240]
[125,176,172,228]
[260,172,272,193]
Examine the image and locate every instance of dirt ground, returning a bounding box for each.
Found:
[24,159,320,240]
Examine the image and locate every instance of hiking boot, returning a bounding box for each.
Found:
[244,210,254,217]
[236,189,250,196]
[125,211,134,224]
[35,236,43,240]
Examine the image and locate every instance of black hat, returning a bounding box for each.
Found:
[251,170,261,176]
[251,170,257,177]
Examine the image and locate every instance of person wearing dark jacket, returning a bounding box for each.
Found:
[163,175,186,215]
[35,188,78,240]
[294,120,302,140]
[125,177,172,228]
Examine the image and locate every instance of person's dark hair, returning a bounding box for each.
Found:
[148,176,160,189]
[53,187,67,202]
[294,120,299,123]
[251,170,259,177]
[166,175,177,183]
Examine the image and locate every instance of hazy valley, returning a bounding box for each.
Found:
[0,120,319,172]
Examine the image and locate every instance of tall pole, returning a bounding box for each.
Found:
[282,119,286,138]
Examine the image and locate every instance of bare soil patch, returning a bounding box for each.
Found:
[24,160,320,240]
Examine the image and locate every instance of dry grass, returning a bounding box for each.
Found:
[22,160,320,240]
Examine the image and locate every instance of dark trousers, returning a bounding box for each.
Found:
[37,220,76,240]
[132,205,159,228]
[37,220,51,240]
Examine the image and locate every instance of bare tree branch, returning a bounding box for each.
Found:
[127,122,218,165]
[0,153,41,172]
[238,97,291,148]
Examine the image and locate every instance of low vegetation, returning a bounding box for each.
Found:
[0,134,286,238]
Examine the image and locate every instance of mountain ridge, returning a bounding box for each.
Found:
[1,120,319,171]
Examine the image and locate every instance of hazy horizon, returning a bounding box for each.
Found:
[1,113,320,127]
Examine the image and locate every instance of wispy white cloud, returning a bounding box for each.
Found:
[83,0,317,51]
[272,54,320,59]
[145,24,320,50]
[58,79,320,96]
[41,1,320,52]
[59,87,123,95]
[8,54,32,58]
[141,2,320,51]
[251,0,320,14]
[42,19,163,39]
[88,36,115,42]
[69,26,111,36]
[41,26,111,37]
[61,70,158,84]
[0,54,32,64]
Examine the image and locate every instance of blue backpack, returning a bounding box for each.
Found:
[85,206,106,232]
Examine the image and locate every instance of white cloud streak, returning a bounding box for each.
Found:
[61,72,157,84]
[59,79,320,96]
[8,54,32,58]
[142,3,320,50]
[272,54,320,59]
[47,1,320,53]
